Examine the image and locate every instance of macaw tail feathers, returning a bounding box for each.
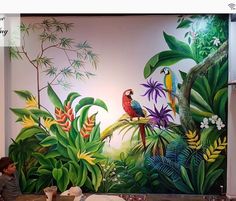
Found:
[171,98,176,117]
[139,124,146,150]
[167,92,176,117]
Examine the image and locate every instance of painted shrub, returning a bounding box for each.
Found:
[9,15,228,195]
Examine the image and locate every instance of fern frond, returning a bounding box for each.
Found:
[146,156,181,182]
[203,136,227,163]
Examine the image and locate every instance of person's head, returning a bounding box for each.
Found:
[0,157,16,175]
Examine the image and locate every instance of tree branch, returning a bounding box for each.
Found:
[178,41,228,132]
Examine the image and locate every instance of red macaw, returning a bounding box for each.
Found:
[122,89,146,149]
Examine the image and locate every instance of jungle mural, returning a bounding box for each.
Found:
[8,15,228,195]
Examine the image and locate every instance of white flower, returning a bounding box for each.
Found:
[216,118,225,130]
[209,115,218,124]
[103,178,106,181]
[212,37,221,47]
[200,117,209,128]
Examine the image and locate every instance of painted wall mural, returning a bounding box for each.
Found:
[8,15,228,195]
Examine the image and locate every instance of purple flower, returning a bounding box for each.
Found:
[141,78,165,103]
[145,105,173,128]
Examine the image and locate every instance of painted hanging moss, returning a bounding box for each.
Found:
[9,15,228,195]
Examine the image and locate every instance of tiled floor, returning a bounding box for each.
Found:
[146,194,233,201]
[16,194,236,201]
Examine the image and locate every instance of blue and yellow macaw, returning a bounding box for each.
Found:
[160,67,177,117]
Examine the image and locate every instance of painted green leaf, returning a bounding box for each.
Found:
[190,105,213,122]
[85,163,102,192]
[69,162,80,185]
[135,171,143,182]
[94,99,108,111]
[75,97,94,113]
[79,105,91,129]
[144,50,193,79]
[51,125,69,147]
[86,140,102,153]
[45,151,61,159]
[200,126,215,147]
[206,156,225,177]
[47,84,63,109]
[180,166,194,192]
[68,128,77,147]
[89,123,100,142]
[64,92,81,106]
[163,32,194,58]
[29,109,53,118]
[174,179,193,194]
[75,131,85,151]
[40,136,57,147]
[177,19,192,29]
[37,168,52,175]
[213,87,227,120]
[192,79,210,104]
[203,169,224,193]
[72,116,80,133]
[215,60,228,91]
[20,169,27,192]
[14,90,33,99]
[58,167,70,192]
[10,108,38,121]
[78,162,88,186]
[57,142,69,158]
[67,146,78,161]
[190,89,213,113]
[52,168,63,182]
[197,160,205,194]
[35,175,51,192]
[15,126,46,142]
[33,153,52,168]
[208,64,220,95]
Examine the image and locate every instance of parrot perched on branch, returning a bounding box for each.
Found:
[161,67,177,117]
[122,89,146,149]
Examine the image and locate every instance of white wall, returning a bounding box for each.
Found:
[227,17,236,199]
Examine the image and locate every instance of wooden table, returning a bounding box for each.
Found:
[16,195,75,201]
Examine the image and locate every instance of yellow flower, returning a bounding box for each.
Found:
[44,118,57,129]
[77,151,96,165]
[26,96,38,108]
[22,115,35,128]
